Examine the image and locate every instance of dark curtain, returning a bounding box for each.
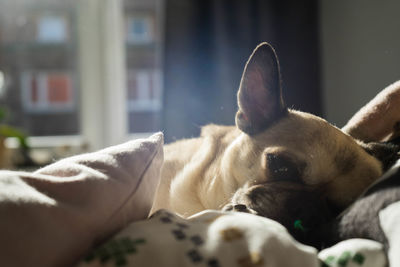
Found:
[162,0,321,142]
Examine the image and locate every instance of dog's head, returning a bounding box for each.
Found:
[222,43,399,239]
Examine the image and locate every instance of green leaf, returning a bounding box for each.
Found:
[0,124,29,149]
[294,219,306,232]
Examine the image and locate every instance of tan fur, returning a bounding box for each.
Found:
[151,110,382,217]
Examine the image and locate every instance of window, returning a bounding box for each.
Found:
[0,0,79,138]
[21,71,75,112]
[127,69,162,112]
[126,16,154,44]
[37,15,68,43]
[127,69,162,133]
[0,0,165,153]
[125,0,164,134]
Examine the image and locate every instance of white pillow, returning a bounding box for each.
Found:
[0,133,163,267]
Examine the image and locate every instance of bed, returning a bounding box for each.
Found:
[0,131,398,267]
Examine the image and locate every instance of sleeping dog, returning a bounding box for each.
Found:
[151,43,399,241]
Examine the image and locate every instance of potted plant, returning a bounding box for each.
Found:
[0,106,29,168]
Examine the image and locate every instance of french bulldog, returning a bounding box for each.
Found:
[150,43,398,239]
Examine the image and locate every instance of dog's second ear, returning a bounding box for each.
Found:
[235,42,287,135]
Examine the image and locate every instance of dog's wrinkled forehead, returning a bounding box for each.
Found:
[251,110,378,184]
[253,110,340,151]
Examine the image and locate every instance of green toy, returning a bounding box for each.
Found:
[294,219,306,232]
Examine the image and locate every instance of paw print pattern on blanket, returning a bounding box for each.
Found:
[78,211,388,267]
[319,252,365,267]
[318,239,386,267]
[83,237,146,266]
[77,210,325,267]
[220,227,243,242]
[237,252,264,267]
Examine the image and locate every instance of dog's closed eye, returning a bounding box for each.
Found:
[266,153,304,183]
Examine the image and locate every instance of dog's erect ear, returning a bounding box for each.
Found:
[342,81,400,142]
[235,42,287,135]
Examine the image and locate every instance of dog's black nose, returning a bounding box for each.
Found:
[233,204,248,212]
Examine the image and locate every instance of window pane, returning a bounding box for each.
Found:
[124,0,164,133]
[37,16,68,43]
[0,0,79,136]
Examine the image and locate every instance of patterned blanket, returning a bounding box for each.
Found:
[78,210,387,267]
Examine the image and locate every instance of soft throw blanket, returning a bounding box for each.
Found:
[78,210,387,267]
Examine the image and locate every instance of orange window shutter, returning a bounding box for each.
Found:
[47,74,70,103]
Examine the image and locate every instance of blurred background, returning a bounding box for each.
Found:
[0,0,399,168]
